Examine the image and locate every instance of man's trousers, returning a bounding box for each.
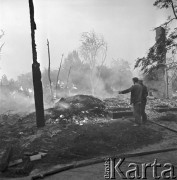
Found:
[133,102,141,125]
[141,102,147,123]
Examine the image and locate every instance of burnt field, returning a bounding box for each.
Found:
[1,95,176,178]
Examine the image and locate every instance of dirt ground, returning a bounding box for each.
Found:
[0,96,177,178]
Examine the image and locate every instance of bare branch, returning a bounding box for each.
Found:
[0,30,4,39]
[171,0,177,19]
[56,54,64,94]
[0,43,5,52]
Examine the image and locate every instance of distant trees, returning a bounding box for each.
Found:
[0,28,133,100]
[1,73,33,96]
[41,50,91,99]
[1,74,8,85]
[98,59,133,92]
[0,57,133,100]
[111,59,133,90]
[62,50,90,93]
[80,31,107,95]
[17,73,33,89]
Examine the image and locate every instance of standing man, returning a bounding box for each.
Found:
[139,80,148,124]
[119,77,142,126]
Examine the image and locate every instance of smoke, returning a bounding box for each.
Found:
[0,88,35,115]
[40,58,134,102]
[0,57,134,115]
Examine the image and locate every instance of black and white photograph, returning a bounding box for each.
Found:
[0,0,177,179]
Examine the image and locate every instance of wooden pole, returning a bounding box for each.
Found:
[56,54,64,95]
[47,39,53,98]
[28,0,45,128]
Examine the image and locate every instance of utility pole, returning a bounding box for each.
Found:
[28,0,45,127]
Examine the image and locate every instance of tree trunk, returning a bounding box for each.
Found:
[28,0,45,128]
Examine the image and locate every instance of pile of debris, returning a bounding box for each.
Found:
[47,94,106,125]
[147,97,177,113]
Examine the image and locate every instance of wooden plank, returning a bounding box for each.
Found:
[153,107,177,113]
[106,107,131,111]
[108,111,133,119]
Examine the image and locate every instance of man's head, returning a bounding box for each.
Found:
[139,80,143,85]
[132,77,139,84]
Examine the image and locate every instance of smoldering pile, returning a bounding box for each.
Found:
[46,94,106,125]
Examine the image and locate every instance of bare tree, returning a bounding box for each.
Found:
[0,30,5,58]
[56,54,64,96]
[47,39,53,98]
[80,31,107,95]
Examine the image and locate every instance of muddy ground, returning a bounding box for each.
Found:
[0,95,176,178]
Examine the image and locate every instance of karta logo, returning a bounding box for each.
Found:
[104,158,176,179]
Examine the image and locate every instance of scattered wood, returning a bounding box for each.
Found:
[9,159,23,167]
[0,146,13,172]
[8,152,47,167]
[30,152,47,161]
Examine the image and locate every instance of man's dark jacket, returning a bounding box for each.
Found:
[141,84,148,104]
[121,83,142,104]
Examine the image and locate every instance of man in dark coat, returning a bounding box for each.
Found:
[139,80,148,124]
[119,77,142,126]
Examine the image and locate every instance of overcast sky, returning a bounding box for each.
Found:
[0,0,172,79]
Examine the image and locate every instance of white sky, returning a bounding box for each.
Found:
[0,0,172,79]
